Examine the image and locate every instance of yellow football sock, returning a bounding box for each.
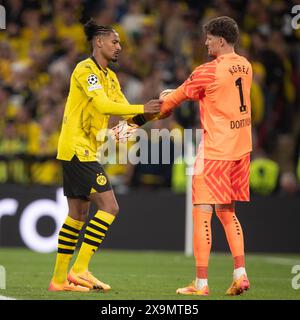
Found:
[72,210,115,273]
[51,216,84,284]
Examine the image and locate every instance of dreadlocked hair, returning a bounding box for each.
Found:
[84,19,114,41]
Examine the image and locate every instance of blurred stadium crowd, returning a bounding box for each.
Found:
[0,0,300,195]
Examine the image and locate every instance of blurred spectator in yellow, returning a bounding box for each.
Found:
[27,113,61,185]
[55,3,86,54]
[0,119,27,184]
[0,0,299,192]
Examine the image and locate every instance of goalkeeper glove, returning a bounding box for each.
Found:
[110,121,139,143]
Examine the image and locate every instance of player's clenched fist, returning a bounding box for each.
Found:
[143,99,162,113]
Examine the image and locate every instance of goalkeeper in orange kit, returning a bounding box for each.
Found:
[114,16,252,296]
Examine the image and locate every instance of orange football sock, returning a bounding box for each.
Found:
[193,207,212,279]
[216,209,245,268]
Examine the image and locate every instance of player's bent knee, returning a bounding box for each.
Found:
[101,203,119,216]
[68,212,86,222]
[215,210,225,222]
[194,204,213,213]
[215,202,235,211]
[215,208,235,225]
[79,212,88,222]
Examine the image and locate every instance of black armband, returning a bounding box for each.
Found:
[131,115,147,126]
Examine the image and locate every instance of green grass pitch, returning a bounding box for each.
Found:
[0,248,299,300]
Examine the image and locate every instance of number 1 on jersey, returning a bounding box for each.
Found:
[235,77,247,113]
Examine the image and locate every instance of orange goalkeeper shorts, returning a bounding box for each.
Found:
[192,154,250,205]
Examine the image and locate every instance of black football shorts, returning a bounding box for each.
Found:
[61,155,112,200]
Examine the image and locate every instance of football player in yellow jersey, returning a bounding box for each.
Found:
[48,19,161,292]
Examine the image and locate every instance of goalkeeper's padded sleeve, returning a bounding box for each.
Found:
[160,85,187,114]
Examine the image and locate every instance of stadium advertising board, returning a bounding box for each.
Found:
[0,185,300,253]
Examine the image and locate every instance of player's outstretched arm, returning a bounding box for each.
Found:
[75,67,162,116]
[109,99,163,143]
[159,85,187,116]
[128,89,176,126]
[110,90,179,143]
[92,92,161,116]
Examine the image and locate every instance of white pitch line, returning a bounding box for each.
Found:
[262,256,300,266]
[0,295,16,300]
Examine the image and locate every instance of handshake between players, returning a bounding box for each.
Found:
[111,89,174,142]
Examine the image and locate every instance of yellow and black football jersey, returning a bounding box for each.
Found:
[57,57,144,162]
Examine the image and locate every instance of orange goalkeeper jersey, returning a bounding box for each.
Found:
[162,52,253,160]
